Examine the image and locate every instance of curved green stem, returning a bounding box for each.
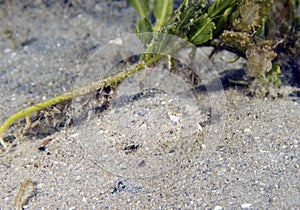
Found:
[0,92,74,150]
[0,62,146,150]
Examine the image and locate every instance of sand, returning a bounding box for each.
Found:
[0,1,299,209]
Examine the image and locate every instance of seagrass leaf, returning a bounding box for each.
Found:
[188,14,215,45]
[153,0,173,31]
[208,0,239,19]
[136,17,153,33]
[164,0,207,36]
[213,7,234,36]
[128,0,150,18]
[136,17,153,45]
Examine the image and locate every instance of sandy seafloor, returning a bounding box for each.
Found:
[0,1,299,209]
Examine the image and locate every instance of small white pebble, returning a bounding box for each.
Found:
[95,5,103,11]
[4,48,11,53]
[167,98,174,103]
[243,128,251,134]
[197,123,203,131]
[169,115,180,125]
[241,203,252,209]
[214,205,223,210]
[140,123,147,130]
[82,196,87,203]
[69,133,79,138]
[109,38,123,45]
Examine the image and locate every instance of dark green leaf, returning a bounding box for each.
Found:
[153,0,173,31]
[136,17,153,46]
[188,15,215,45]
[128,0,150,18]
[164,0,207,36]
[136,17,153,33]
[208,0,239,19]
[212,7,234,36]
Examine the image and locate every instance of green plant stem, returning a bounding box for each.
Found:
[0,62,147,150]
[0,33,184,151]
